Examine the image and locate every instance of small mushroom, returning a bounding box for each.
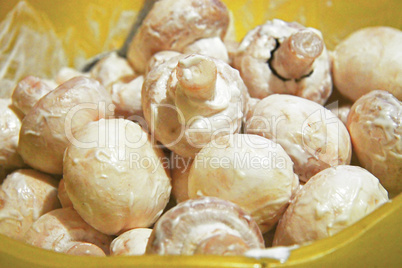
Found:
[233,19,332,105]
[170,152,193,203]
[273,165,389,246]
[90,51,136,93]
[24,207,113,255]
[142,54,249,158]
[111,75,144,119]
[110,228,153,256]
[146,196,265,255]
[18,77,114,174]
[0,98,25,180]
[332,26,402,101]
[55,67,90,85]
[246,94,352,182]
[188,134,299,233]
[57,179,73,208]
[0,169,60,240]
[63,118,171,235]
[127,0,229,73]
[11,76,56,115]
[347,90,402,197]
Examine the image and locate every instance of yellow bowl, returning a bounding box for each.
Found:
[0,0,401,267]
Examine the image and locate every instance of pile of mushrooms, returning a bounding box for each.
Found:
[0,0,401,261]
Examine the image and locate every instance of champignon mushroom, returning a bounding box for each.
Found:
[110,228,152,256]
[18,77,114,174]
[170,152,193,203]
[90,51,136,92]
[24,207,113,255]
[142,54,249,158]
[127,0,229,73]
[233,19,332,105]
[332,26,402,101]
[11,76,56,115]
[146,196,265,255]
[111,75,144,119]
[273,165,389,246]
[63,118,171,235]
[347,90,402,197]
[0,169,60,240]
[0,98,25,180]
[188,134,299,233]
[246,94,352,182]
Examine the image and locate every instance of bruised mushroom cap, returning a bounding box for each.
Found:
[0,99,25,176]
[127,0,229,73]
[110,228,153,256]
[18,76,114,174]
[11,76,56,115]
[273,165,389,246]
[146,196,264,255]
[333,27,402,101]
[0,169,60,240]
[90,51,136,93]
[246,94,352,182]
[24,207,113,255]
[347,90,402,196]
[142,54,249,158]
[188,134,299,233]
[233,19,332,105]
[63,118,171,235]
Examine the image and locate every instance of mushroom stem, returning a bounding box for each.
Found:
[271,29,323,80]
[194,233,250,255]
[176,55,217,101]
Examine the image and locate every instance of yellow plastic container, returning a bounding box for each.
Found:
[0,0,401,267]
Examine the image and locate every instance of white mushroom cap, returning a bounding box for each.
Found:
[18,77,114,174]
[111,75,144,118]
[142,54,249,158]
[90,51,136,93]
[24,207,113,255]
[233,19,332,105]
[0,98,25,177]
[347,90,402,196]
[55,67,89,85]
[273,165,389,246]
[246,94,352,182]
[183,37,229,63]
[332,26,402,101]
[127,0,229,73]
[11,76,56,115]
[188,134,299,233]
[0,169,60,240]
[110,228,152,256]
[170,152,193,203]
[146,197,264,255]
[63,118,171,235]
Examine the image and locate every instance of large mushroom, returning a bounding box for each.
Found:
[273,165,389,246]
[233,19,332,105]
[24,207,113,256]
[347,90,402,197]
[188,134,299,233]
[0,169,60,240]
[146,197,265,255]
[332,26,402,101]
[63,118,171,235]
[142,54,249,158]
[246,94,352,182]
[18,77,114,174]
[127,0,230,73]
